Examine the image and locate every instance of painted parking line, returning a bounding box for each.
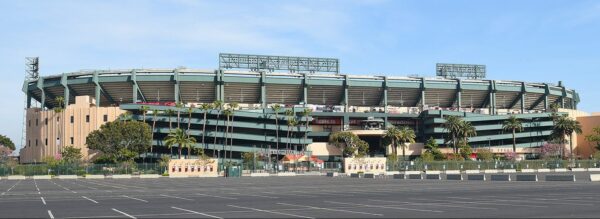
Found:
[227,204,314,219]
[228,192,278,199]
[112,208,136,219]
[47,210,55,219]
[51,181,77,193]
[446,197,549,208]
[368,199,497,210]
[2,180,22,195]
[196,193,237,200]
[81,196,98,204]
[171,206,222,219]
[41,197,46,205]
[277,202,384,217]
[325,201,443,213]
[121,195,148,203]
[160,194,194,201]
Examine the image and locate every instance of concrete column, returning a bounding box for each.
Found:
[37,78,45,109]
[420,78,426,109]
[174,69,180,103]
[132,70,138,103]
[93,72,101,107]
[521,82,526,113]
[457,79,462,110]
[343,75,349,112]
[383,76,388,113]
[543,84,550,111]
[302,73,308,106]
[260,71,267,108]
[60,73,69,106]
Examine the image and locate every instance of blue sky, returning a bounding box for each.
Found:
[1,0,599,150]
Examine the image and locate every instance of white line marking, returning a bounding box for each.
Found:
[228,204,314,218]
[3,180,21,195]
[112,208,136,219]
[196,193,237,200]
[325,201,443,213]
[160,194,194,201]
[228,192,278,199]
[446,197,548,208]
[121,195,148,203]
[368,199,496,210]
[41,197,46,205]
[82,196,98,204]
[47,210,55,219]
[171,207,222,219]
[277,202,383,216]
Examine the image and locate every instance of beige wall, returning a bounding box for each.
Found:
[168,158,218,177]
[343,157,387,174]
[576,114,600,158]
[20,96,124,163]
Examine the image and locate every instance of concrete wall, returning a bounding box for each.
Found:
[576,114,600,158]
[168,158,218,177]
[20,96,124,163]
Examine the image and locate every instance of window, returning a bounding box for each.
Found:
[28,140,30,147]
[45,138,48,146]
[45,118,48,125]
[70,137,74,145]
[57,117,60,122]
[28,120,31,127]
[36,139,38,146]
[70,116,74,123]
[86,115,90,123]
[103,115,108,122]
[36,119,38,126]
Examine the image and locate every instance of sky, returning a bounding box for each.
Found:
[1,0,599,152]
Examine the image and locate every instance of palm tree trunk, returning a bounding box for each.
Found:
[151,113,156,154]
[402,143,406,161]
[202,112,207,152]
[224,115,230,163]
[512,129,516,153]
[213,112,220,158]
[230,114,235,161]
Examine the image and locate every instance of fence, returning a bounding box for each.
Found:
[387,160,600,171]
[0,163,162,176]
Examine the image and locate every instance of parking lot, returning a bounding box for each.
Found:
[1,176,599,218]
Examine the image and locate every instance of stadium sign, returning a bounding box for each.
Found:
[436,63,486,79]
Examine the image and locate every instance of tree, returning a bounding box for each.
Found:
[420,152,435,162]
[424,137,444,160]
[397,126,416,161]
[329,132,369,157]
[212,100,224,157]
[228,102,239,161]
[186,106,194,135]
[383,126,400,159]
[158,155,171,174]
[222,108,233,162]
[540,142,562,160]
[0,135,15,150]
[175,102,184,129]
[552,115,583,159]
[86,120,152,161]
[164,128,196,159]
[458,121,477,145]
[271,104,282,156]
[61,146,82,164]
[139,106,150,123]
[300,108,312,154]
[150,109,160,155]
[477,148,494,161]
[285,109,294,153]
[198,103,213,154]
[459,143,473,160]
[503,116,523,153]
[165,109,175,132]
[585,126,600,152]
[443,116,462,154]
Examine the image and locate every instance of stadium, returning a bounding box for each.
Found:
[19,54,584,165]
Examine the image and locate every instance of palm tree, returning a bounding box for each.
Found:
[443,116,462,153]
[503,116,523,153]
[140,106,150,123]
[54,96,65,153]
[285,109,294,153]
[397,126,416,161]
[198,103,213,154]
[150,109,160,155]
[165,109,175,157]
[553,115,583,160]
[458,120,477,146]
[164,128,196,159]
[175,102,184,129]
[300,108,312,170]
[212,100,224,157]
[186,106,194,135]
[222,108,233,163]
[271,104,282,154]
[228,102,239,161]
[384,126,400,158]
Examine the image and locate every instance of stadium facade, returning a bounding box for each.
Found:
[19,55,585,164]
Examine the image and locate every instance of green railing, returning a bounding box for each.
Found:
[387,160,600,171]
[0,163,162,176]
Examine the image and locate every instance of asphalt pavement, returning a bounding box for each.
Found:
[0,176,599,218]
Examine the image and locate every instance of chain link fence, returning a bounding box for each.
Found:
[387,159,600,172]
[0,163,162,176]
